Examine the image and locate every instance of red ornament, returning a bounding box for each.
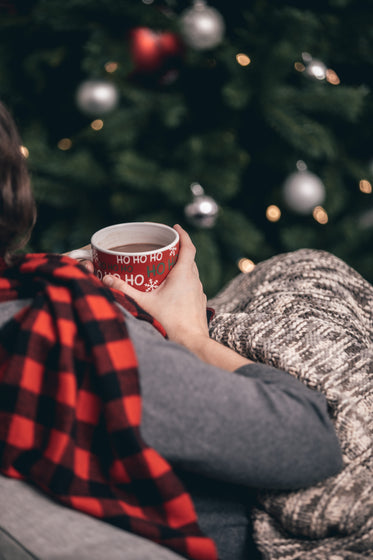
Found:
[128,27,184,83]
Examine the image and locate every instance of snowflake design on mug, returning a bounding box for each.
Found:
[145,278,159,292]
[169,246,177,257]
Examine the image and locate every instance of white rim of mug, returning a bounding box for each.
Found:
[90,222,179,256]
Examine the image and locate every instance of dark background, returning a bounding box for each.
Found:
[1,0,372,296]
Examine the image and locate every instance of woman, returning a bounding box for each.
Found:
[0,100,343,560]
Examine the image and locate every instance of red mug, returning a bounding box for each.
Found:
[69,222,179,291]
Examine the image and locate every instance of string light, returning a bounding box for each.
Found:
[19,145,29,158]
[57,138,72,151]
[104,61,119,73]
[307,60,327,80]
[359,179,372,194]
[295,53,340,85]
[236,53,251,66]
[91,119,104,131]
[266,204,281,222]
[294,62,305,72]
[238,258,255,273]
[313,206,328,224]
[326,69,340,85]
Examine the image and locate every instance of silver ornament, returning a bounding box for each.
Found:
[180,1,225,50]
[185,182,219,228]
[302,52,327,80]
[283,161,326,214]
[76,79,119,116]
[306,60,327,80]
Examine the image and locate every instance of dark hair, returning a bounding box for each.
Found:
[0,101,36,262]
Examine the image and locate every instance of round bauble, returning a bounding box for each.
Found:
[302,52,327,81]
[180,1,225,50]
[129,27,184,81]
[305,59,327,80]
[76,79,119,116]
[185,183,219,228]
[283,162,326,214]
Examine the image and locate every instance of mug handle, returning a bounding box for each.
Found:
[68,246,92,261]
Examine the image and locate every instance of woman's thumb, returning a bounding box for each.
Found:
[103,274,140,299]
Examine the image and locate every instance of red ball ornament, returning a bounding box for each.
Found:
[128,27,184,84]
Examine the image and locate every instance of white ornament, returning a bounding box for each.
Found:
[180,1,225,50]
[184,182,219,228]
[306,59,327,80]
[302,52,327,80]
[76,79,119,116]
[283,161,326,214]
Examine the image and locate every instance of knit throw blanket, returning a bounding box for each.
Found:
[0,254,217,560]
[208,249,373,560]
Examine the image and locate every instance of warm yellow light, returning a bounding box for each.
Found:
[57,138,72,151]
[105,61,119,73]
[294,62,305,72]
[359,179,372,194]
[326,69,340,85]
[19,145,29,158]
[238,258,255,273]
[266,204,281,222]
[91,119,104,131]
[313,206,328,224]
[236,53,251,66]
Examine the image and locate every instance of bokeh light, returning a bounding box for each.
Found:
[238,258,256,273]
[359,179,372,194]
[104,61,119,73]
[266,204,281,222]
[19,145,29,158]
[236,53,251,66]
[313,206,328,224]
[57,138,72,150]
[326,69,340,85]
[294,62,305,72]
[91,119,104,131]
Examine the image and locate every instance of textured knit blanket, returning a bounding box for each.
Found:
[0,254,217,560]
[208,249,373,560]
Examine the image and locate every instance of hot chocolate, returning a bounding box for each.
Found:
[109,242,163,253]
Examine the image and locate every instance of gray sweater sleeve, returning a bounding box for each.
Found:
[121,308,343,491]
[0,300,342,491]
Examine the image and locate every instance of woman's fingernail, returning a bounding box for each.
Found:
[103,275,114,286]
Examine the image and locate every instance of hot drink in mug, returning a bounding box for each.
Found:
[69,222,179,292]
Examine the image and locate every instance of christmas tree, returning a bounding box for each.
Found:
[0,0,372,296]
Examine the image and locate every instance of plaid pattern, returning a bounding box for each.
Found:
[0,253,217,560]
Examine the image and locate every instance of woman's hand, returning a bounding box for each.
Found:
[102,225,210,346]
[64,245,94,274]
[80,260,94,274]
[74,225,253,370]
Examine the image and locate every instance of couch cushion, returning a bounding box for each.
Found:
[0,475,185,559]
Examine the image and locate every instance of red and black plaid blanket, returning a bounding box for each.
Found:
[0,253,217,560]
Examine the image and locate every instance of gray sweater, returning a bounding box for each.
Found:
[0,299,343,559]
